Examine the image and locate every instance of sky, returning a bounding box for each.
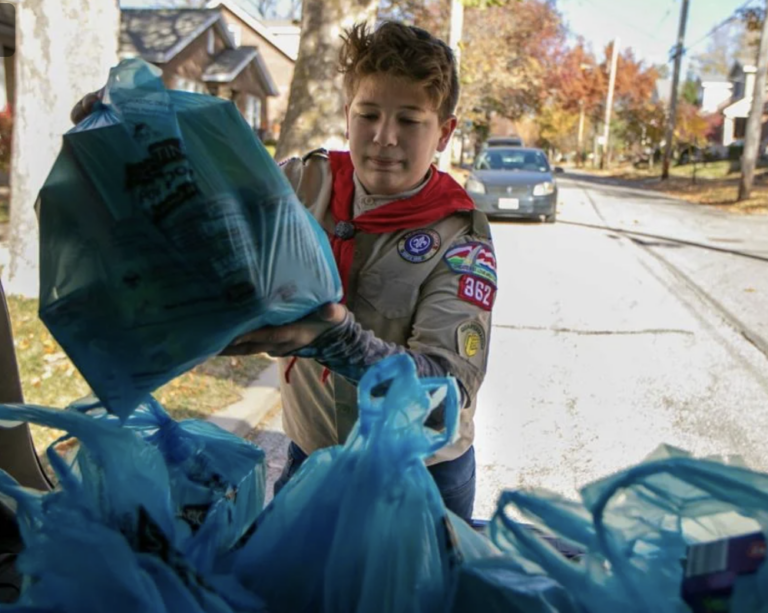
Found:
[557,0,758,73]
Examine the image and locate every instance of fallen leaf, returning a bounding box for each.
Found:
[744,288,757,293]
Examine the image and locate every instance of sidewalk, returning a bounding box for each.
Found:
[207,359,281,437]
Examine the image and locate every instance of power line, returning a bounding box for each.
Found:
[686,0,759,52]
[653,0,676,32]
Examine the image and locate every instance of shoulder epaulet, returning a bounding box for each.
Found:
[301,148,329,163]
[456,209,492,241]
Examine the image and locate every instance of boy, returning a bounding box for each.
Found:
[71,21,495,522]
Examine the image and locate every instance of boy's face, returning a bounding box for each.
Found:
[345,74,457,196]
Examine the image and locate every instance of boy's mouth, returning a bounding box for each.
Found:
[368,157,402,168]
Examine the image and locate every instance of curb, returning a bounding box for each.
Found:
[207,360,281,437]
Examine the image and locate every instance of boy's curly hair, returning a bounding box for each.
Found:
[339,21,459,122]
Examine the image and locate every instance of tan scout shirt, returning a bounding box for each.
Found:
[278,151,494,464]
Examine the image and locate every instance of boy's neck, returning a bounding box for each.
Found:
[352,169,432,218]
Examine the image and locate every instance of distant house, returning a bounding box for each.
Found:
[698,71,733,115]
[694,52,768,149]
[206,0,298,141]
[717,61,767,146]
[120,8,279,138]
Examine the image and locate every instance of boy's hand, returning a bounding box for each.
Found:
[70,88,104,125]
[220,303,348,357]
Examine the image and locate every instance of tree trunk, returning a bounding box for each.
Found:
[4,0,119,297]
[275,0,378,161]
[738,0,768,202]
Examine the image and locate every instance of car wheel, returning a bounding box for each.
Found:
[544,212,556,223]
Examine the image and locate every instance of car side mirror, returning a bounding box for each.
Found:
[554,166,565,174]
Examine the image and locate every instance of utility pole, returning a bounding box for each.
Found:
[438,0,464,171]
[738,0,768,201]
[661,0,690,180]
[577,101,586,167]
[600,38,619,170]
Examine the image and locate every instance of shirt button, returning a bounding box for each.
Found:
[363,197,374,205]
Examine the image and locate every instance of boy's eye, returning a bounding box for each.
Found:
[359,113,378,120]
[399,118,420,125]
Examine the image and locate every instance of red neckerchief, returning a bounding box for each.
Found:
[328,150,475,299]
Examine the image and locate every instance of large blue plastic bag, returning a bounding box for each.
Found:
[221,353,464,613]
[70,396,267,568]
[486,445,768,613]
[37,57,342,419]
[0,404,261,613]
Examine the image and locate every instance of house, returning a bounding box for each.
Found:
[719,62,760,146]
[206,0,298,141]
[698,71,733,115]
[120,8,279,139]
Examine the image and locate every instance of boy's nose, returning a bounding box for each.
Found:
[373,119,397,146]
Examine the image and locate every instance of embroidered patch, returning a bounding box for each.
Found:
[398,229,441,263]
[458,275,496,311]
[457,321,487,359]
[444,241,497,285]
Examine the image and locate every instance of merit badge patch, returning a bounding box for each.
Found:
[398,229,441,263]
[444,241,497,285]
[457,321,487,359]
[458,275,496,311]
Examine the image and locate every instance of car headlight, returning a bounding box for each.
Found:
[465,177,486,194]
[532,181,555,196]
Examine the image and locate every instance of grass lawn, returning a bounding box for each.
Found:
[7,295,273,457]
[576,160,768,216]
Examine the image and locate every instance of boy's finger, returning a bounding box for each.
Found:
[70,88,104,125]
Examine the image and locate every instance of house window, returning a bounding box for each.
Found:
[207,29,215,55]
[245,95,261,130]
[227,23,242,47]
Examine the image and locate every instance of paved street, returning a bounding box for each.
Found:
[250,175,768,519]
[474,175,768,518]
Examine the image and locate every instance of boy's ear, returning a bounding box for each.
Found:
[436,115,458,152]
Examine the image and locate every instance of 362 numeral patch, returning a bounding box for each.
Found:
[458,275,496,311]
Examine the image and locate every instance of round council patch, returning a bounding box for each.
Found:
[397,229,441,263]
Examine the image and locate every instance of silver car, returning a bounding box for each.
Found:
[465,147,560,223]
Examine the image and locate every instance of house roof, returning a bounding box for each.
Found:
[205,0,298,61]
[120,8,234,64]
[203,46,278,95]
[699,70,729,84]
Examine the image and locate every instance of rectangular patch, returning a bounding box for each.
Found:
[458,275,496,311]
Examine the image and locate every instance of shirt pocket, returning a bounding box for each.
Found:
[356,269,420,320]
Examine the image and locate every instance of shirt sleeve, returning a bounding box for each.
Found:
[406,233,495,404]
[294,310,470,409]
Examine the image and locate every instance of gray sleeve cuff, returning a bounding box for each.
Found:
[293,310,470,414]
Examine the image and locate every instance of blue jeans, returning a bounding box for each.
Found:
[273,442,476,523]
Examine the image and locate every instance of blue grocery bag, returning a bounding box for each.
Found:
[485,445,768,613]
[37,58,342,419]
[0,403,261,613]
[223,353,464,613]
[70,396,267,570]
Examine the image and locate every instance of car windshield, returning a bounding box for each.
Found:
[474,149,550,172]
